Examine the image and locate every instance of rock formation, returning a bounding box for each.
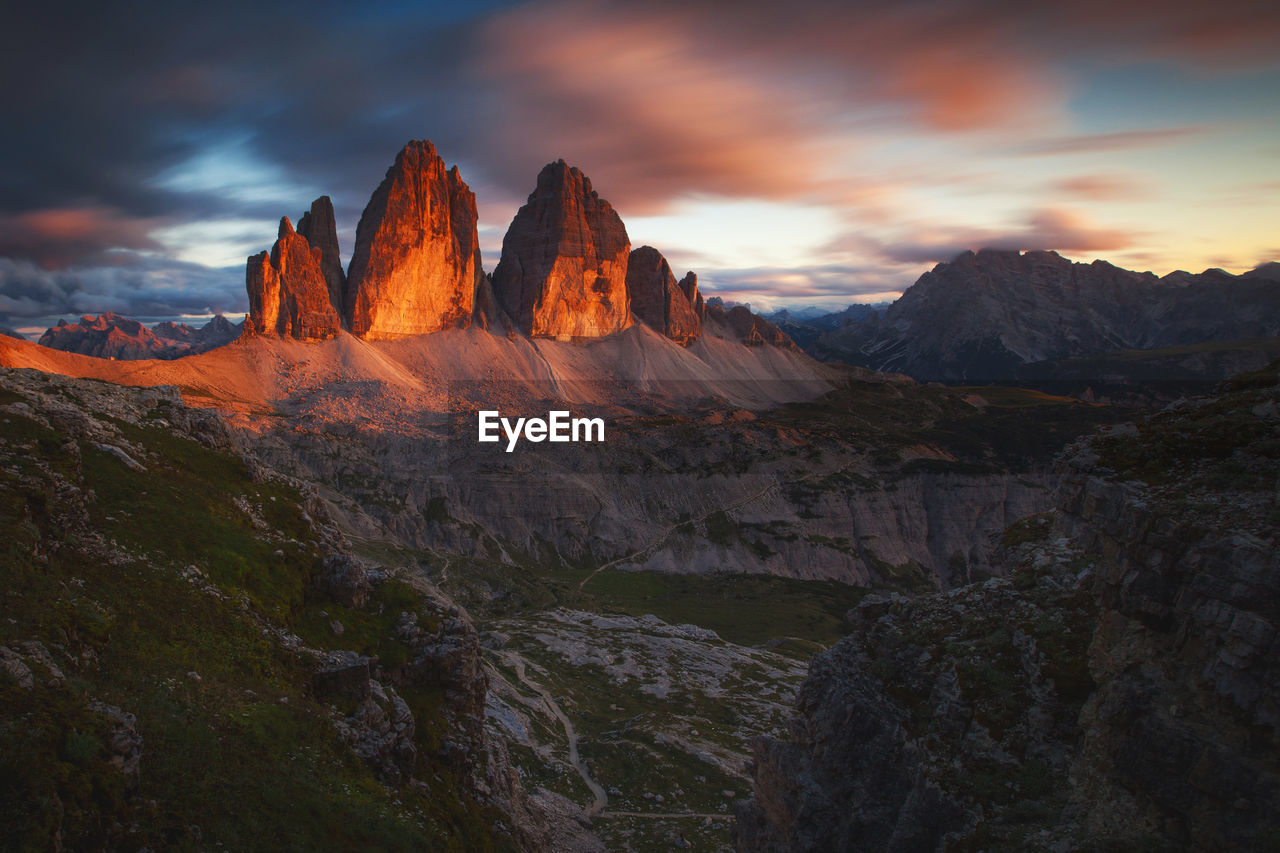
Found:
[245,217,343,340]
[38,312,241,359]
[812,250,1280,380]
[625,246,701,345]
[344,140,480,338]
[678,271,704,317]
[490,160,632,338]
[296,195,346,316]
[704,302,797,349]
[739,365,1280,850]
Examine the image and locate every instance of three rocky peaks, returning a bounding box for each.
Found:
[245,140,787,348]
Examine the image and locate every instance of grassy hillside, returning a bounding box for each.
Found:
[0,370,511,852]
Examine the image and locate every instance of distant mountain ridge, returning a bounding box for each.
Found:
[811,249,1280,381]
[37,312,242,360]
[766,303,888,350]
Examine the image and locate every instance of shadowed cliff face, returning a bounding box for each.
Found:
[738,362,1280,851]
[344,140,481,338]
[491,160,633,339]
[626,246,701,345]
[245,217,342,341]
[296,195,346,319]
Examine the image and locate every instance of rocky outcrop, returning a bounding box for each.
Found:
[314,553,371,609]
[296,195,346,316]
[245,217,343,340]
[344,140,480,338]
[813,250,1280,380]
[472,271,513,334]
[490,160,632,339]
[1051,378,1280,847]
[625,246,701,345]
[37,312,241,360]
[678,271,704,318]
[704,302,797,350]
[740,364,1280,850]
[736,527,1100,850]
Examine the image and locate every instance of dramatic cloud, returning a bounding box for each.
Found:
[0,255,244,327]
[839,207,1138,266]
[0,0,1277,313]
[0,206,165,269]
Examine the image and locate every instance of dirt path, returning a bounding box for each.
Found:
[494,649,609,817]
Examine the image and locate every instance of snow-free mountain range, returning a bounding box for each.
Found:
[2,139,1278,851]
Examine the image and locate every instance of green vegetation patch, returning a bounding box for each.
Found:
[0,393,512,851]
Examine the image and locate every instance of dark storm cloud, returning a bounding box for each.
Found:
[1,1,494,270]
[0,255,243,325]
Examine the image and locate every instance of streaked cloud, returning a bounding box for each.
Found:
[1051,173,1151,201]
[0,0,1277,320]
[1012,127,1212,157]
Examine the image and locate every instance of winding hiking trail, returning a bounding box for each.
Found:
[493,649,609,817]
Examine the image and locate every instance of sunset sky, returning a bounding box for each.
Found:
[2,0,1278,332]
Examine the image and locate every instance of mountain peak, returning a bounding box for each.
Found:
[625,246,701,345]
[245,220,342,341]
[343,140,481,338]
[490,160,632,338]
[296,195,345,319]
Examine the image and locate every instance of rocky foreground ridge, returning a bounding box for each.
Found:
[0,367,598,850]
[245,140,787,350]
[813,250,1280,381]
[738,360,1280,850]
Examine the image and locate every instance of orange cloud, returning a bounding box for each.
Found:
[1053,173,1151,201]
[470,0,1065,213]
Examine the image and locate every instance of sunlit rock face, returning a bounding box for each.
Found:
[296,195,346,318]
[491,160,632,339]
[245,217,343,341]
[625,246,701,345]
[344,140,480,338]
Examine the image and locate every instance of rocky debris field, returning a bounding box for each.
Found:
[483,609,808,852]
